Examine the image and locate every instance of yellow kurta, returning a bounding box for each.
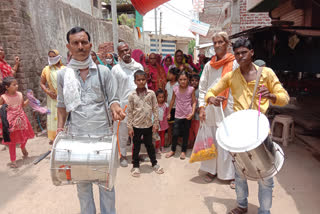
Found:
[205,64,289,113]
[41,65,65,141]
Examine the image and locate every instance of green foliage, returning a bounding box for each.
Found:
[188,39,195,55]
[118,13,135,28]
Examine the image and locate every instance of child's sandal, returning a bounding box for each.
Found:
[131,167,140,177]
[180,152,186,160]
[10,162,18,168]
[165,151,175,158]
[153,164,164,174]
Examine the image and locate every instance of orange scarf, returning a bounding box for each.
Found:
[209,53,235,109]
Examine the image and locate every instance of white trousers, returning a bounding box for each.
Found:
[199,126,235,180]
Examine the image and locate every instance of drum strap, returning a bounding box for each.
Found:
[96,62,112,127]
[249,66,263,109]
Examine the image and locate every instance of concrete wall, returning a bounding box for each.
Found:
[61,0,103,18]
[0,0,149,130]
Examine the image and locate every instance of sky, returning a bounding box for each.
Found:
[143,0,195,38]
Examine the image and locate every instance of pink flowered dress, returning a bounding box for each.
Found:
[1,92,34,145]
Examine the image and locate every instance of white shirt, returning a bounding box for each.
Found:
[165,81,179,108]
[111,59,144,109]
[199,59,238,126]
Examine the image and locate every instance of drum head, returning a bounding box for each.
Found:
[216,109,270,152]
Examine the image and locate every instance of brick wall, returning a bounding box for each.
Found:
[239,0,271,31]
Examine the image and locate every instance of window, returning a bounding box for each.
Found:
[93,0,98,8]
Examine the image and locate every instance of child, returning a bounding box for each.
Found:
[155,89,169,153]
[166,71,196,160]
[165,67,179,146]
[0,77,34,168]
[127,70,164,177]
[188,74,200,148]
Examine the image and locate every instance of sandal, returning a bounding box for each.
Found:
[228,207,248,214]
[165,151,175,158]
[131,167,140,177]
[10,162,18,168]
[180,152,186,160]
[153,164,164,174]
[203,173,216,183]
[230,180,236,189]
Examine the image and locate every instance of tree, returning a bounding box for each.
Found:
[118,13,135,28]
[188,39,195,55]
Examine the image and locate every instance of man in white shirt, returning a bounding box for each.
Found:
[198,32,237,188]
[112,42,144,167]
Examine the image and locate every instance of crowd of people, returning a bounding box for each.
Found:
[0,26,289,214]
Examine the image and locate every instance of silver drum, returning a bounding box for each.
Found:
[216,110,285,181]
[230,139,285,181]
[50,132,118,191]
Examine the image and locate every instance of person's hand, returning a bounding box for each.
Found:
[24,99,29,106]
[128,129,134,138]
[56,128,64,135]
[47,91,56,99]
[167,113,171,120]
[152,125,159,133]
[257,85,276,103]
[15,56,20,65]
[199,107,206,122]
[145,67,150,74]
[112,105,126,121]
[207,96,226,106]
[179,64,185,71]
[186,114,193,120]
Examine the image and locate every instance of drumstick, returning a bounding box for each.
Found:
[116,105,127,158]
[257,85,263,139]
[33,150,51,165]
[220,102,229,136]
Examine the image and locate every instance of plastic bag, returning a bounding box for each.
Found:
[189,123,217,163]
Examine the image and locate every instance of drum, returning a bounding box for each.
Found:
[216,109,285,181]
[50,131,118,191]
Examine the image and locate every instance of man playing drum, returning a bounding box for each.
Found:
[199,32,237,187]
[57,27,125,214]
[205,38,289,214]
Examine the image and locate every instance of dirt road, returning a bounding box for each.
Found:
[0,136,319,214]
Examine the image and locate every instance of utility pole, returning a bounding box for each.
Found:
[111,0,118,54]
[159,11,162,54]
[154,8,158,53]
[195,11,200,63]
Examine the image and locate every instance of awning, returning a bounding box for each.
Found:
[247,0,279,12]
[283,29,320,37]
[230,26,320,39]
[131,0,169,16]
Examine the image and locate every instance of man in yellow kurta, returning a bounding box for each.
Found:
[205,38,289,214]
[40,50,65,144]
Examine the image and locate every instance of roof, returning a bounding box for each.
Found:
[247,0,280,12]
[230,26,320,39]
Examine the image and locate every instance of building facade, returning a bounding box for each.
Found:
[199,0,271,55]
[149,34,192,55]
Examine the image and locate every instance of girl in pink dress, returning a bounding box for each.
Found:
[0,77,34,168]
[155,89,169,153]
[166,71,196,160]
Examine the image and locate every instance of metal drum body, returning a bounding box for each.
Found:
[216,110,285,181]
[50,132,118,190]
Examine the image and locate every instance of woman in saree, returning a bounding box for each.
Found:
[40,49,65,144]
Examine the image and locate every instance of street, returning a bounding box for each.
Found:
[0,136,320,214]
